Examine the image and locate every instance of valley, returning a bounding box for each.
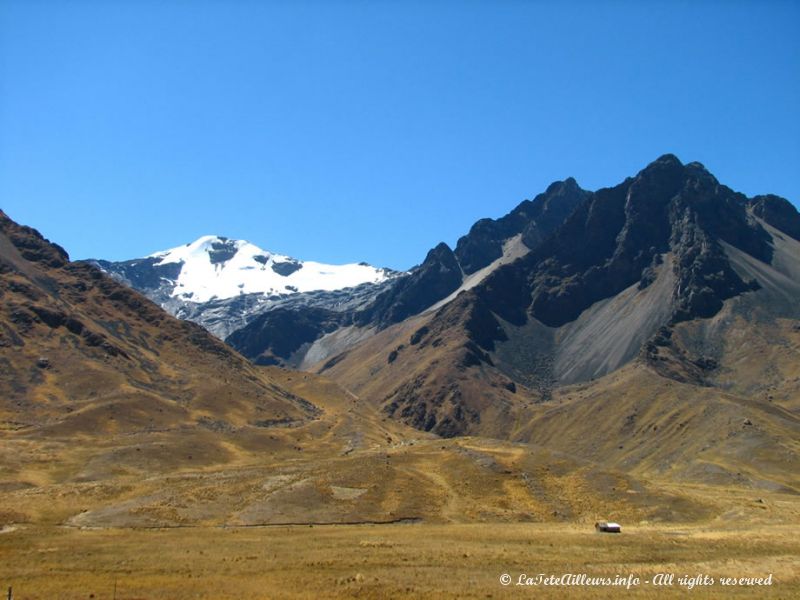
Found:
[2,154,800,598]
[2,365,800,598]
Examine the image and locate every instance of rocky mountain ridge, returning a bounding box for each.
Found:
[317,154,800,440]
[225,177,587,366]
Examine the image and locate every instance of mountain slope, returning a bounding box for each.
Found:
[0,211,318,436]
[316,155,800,492]
[225,178,586,367]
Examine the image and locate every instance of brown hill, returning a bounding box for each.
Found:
[0,209,319,437]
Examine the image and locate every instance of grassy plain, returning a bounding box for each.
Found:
[2,362,799,598]
[2,518,799,599]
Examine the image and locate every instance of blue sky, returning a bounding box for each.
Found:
[1,1,798,270]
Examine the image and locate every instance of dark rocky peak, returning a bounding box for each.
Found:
[613,158,689,261]
[520,177,589,249]
[454,177,587,275]
[425,242,461,272]
[474,155,778,331]
[625,158,771,319]
[627,154,686,202]
[603,157,713,268]
[358,242,463,328]
[683,160,718,184]
[348,177,587,332]
[635,152,685,180]
[534,179,628,276]
[559,175,579,188]
[515,177,581,217]
[749,194,800,241]
[617,155,694,228]
[647,153,684,169]
[603,154,771,265]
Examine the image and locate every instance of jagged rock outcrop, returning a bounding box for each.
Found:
[358,242,463,328]
[455,177,587,274]
[749,194,800,241]
[474,155,771,332]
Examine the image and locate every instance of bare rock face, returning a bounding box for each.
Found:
[207,237,239,264]
[749,194,800,241]
[454,177,587,275]
[226,306,346,366]
[359,242,463,328]
[473,155,773,334]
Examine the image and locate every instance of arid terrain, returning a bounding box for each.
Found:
[2,367,800,598]
[4,520,800,599]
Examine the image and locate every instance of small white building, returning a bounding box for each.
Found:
[595,521,621,533]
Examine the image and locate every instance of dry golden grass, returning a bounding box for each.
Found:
[5,363,799,598]
[3,371,800,599]
[2,520,799,599]
[3,323,799,598]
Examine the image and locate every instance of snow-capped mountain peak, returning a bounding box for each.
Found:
[99,235,397,304]
[149,235,270,266]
